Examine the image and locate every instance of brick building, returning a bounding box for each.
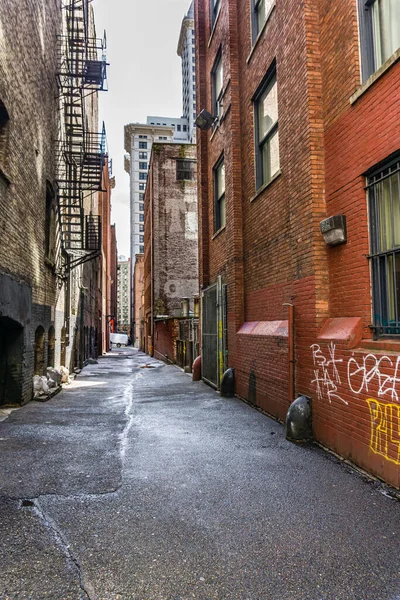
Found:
[144,143,199,364]
[195,0,400,488]
[0,0,111,405]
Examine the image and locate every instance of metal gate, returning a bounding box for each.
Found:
[202,283,218,387]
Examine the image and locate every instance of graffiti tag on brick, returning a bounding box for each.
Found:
[310,343,348,405]
[366,398,400,465]
[347,354,400,403]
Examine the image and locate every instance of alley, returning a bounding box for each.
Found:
[0,349,400,600]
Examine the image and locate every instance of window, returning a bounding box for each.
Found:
[183,124,187,132]
[139,224,144,232]
[177,124,181,131]
[0,100,10,172]
[45,182,56,262]
[139,203,144,211]
[358,0,400,81]
[139,162,147,170]
[212,51,224,120]
[139,214,144,222]
[139,141,147,149]
[368,153,400,337]
[139,183,146,191]
[253,65,279,188]
[139,152,147,159]
[139,235,144,243]
[139,135,148,139]
[211,0,221,27]
[139,193,144,202]
[139,172,147,180]
[252,0,274,41]
[140,245,144,254]
[176,159,195,181]
[214,156,226,231]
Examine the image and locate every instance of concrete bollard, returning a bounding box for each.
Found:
[285,395,312,443]
[220,368,235,397]
[192,355,201,381]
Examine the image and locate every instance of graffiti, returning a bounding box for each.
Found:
[347,354,400,402]
[310,343,347,405]
[311,343,400,467]
[367,398,400,465]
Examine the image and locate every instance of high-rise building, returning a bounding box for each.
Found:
[117,257,131,335]
[124,1,198,344]
[177,1,196,143]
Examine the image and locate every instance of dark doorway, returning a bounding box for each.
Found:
[34,326,45,375]
[0,317,24,406]
[48,326,55,367]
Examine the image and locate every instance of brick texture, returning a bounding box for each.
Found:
[195,0,400,489]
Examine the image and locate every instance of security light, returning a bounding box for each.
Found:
[320,214,347,246]
[195,109,217,131]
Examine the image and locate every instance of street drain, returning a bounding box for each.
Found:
[21,499,35,508]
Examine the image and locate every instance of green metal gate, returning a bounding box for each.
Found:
[202,279,228,389]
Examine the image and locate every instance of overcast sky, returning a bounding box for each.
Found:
[94,0,192,257]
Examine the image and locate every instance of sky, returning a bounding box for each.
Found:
[93,0,192,257]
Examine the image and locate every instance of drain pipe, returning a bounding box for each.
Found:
[283,303,295,402]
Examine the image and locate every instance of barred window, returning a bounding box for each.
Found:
[368,153,400,337]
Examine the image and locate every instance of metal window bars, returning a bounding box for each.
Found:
[367,156,400,338]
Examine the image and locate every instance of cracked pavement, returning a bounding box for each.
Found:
[0,348,400,600]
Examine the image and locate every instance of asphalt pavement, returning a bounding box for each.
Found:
[0,347,399,600]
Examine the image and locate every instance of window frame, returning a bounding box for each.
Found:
[251,0,275,43]
[357,0,400,82]
[176,159,196,181]
[213,154,226,232]
[252,62,279,189]
[367,152,400,338]
[210,0,221,28]
[211,49,224,120]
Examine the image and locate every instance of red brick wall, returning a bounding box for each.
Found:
[196,0,400,489]
[154,320,178,364]
[313,1,400,489]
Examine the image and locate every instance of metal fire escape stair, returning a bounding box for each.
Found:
[55,0,108,276]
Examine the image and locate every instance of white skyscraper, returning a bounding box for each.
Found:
[177,2,196,143]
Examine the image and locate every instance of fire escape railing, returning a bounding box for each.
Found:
[55,0,108,276]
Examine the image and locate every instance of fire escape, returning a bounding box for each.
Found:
[56,0,108,276]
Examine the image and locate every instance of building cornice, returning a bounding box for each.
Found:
[177,16,194,57]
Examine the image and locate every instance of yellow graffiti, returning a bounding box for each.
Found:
[366,398,400,465]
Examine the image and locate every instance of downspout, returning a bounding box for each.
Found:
[283,303,295,402]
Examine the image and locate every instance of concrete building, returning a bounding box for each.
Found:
[133,254,145,350]
[117,257,131,335]
[194,0,400,490]
[144,143,198,365]
[177,1,197,143]
[0,0,111,405]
